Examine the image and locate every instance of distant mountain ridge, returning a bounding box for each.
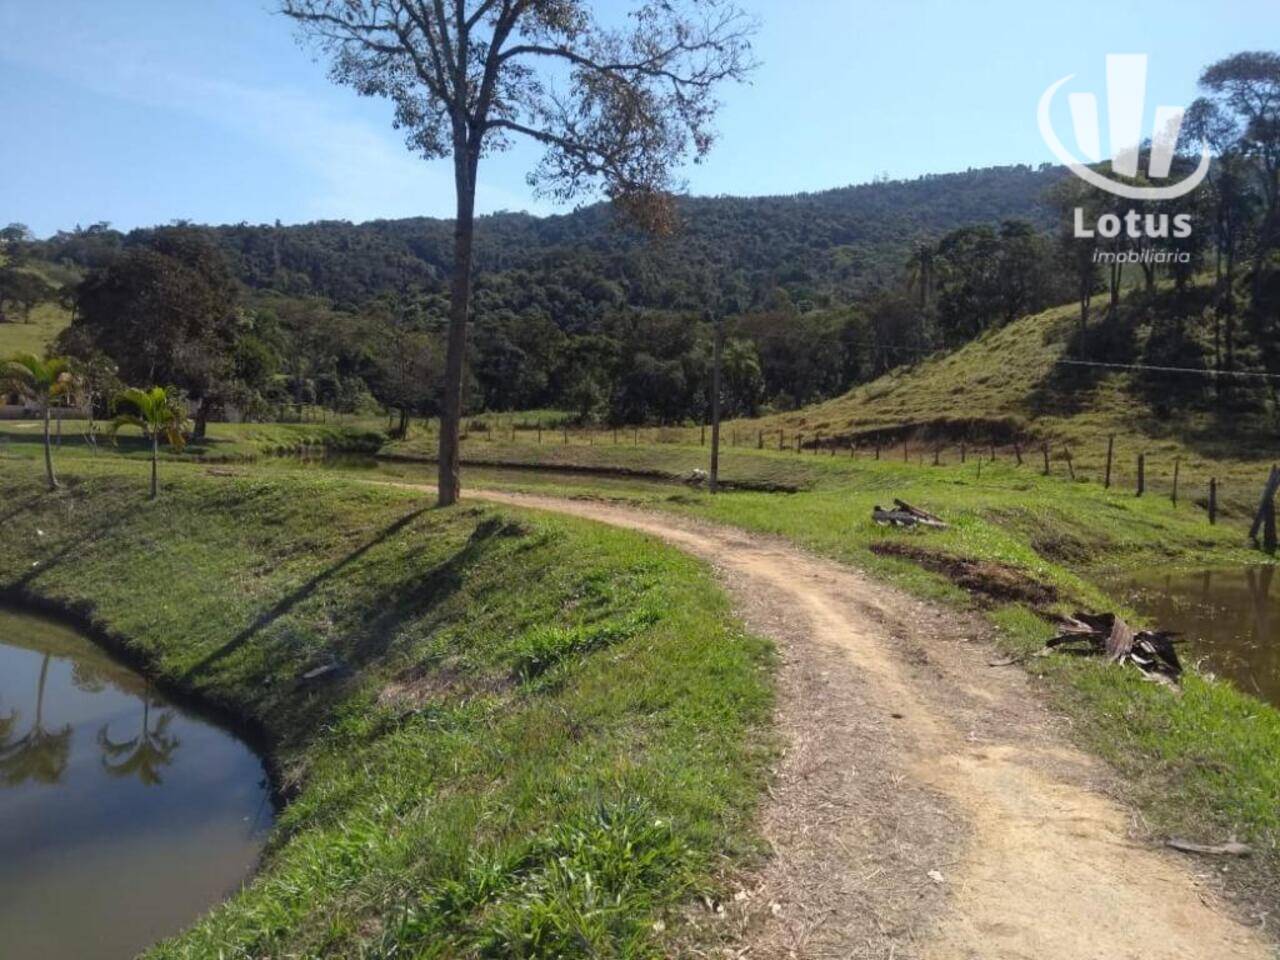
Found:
[43,164,1067,310]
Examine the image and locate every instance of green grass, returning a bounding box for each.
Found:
[726,300,1280,516]
[0,455,773,958]
[348,442,1280,904]
[0,300,72,356]
[0,419,386,462]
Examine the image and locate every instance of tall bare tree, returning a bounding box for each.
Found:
[283,0,756,505]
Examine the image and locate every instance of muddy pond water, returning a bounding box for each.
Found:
[1117,566,1280,708]
[0,606,272,959]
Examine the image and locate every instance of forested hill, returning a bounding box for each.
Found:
[44,164,1064,309]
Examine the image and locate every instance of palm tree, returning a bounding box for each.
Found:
[0,654,73,786]
[2,353,74,490]
[107,386,191,500]
[97,687,180,786]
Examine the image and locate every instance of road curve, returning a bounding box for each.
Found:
[472,488,1271,960]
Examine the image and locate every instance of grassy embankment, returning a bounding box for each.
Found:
[0,453,773,958]
[0,419,386,463]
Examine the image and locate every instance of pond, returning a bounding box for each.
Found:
[1117,566,1280,708]
[0,607,272,959]
[282,452,690,496]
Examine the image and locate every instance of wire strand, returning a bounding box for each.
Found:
[1056,357,1280,381]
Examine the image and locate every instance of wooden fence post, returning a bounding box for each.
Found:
[778,429,784,451]
[933,444,941,466]
[1136,453,1145,497]
[1014,441,1023,466]
[1105,435,1114,489]
[815,431,822,454]
[1209,478,1218,525]
[701,423,705,446]
[537,423,542,444]
[757,429,763,449]
[563,425,568,445]
[1041,443,1050,475]
[960,441,966,464]
[903,438,909,462]
[1171,457,1180,506]
[989,441,996,462]
[875,440,881,460]
[1248,466,1280,546]
[796,433,802,454]
[1064,445,1075,480]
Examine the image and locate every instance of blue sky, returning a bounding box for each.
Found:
[2,0,1277,236]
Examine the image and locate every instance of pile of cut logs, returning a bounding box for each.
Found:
[1047,612,1183,685]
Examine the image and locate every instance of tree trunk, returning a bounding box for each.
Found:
[709,319,723,493]
[150,433,159,500]
[193,396,212,441]
[42,400,58,490]
[437,148,479,507]
[398,407,410,438]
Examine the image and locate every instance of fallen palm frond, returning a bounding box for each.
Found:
[1046,612,1183,685]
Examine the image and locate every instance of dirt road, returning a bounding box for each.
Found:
[474,489,1272,960]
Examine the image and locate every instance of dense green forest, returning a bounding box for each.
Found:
[35,164,1063,309]
[3,165,1072,425]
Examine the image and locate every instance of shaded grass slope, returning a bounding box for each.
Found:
[0,458,772,958]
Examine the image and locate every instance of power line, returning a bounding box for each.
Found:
[1055,357,1280,381]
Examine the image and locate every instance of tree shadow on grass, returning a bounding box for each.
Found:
[11,497,136,591]
[180,507,433,682]
[1025,306,1141,417]
[340,516,531,668]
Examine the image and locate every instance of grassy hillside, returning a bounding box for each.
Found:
[0,301,70,355]
[0,456,772,957]
[728,299,1280,517]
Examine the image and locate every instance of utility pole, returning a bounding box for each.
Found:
[709,311,724,494]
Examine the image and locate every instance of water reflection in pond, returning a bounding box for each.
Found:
[1118,566,1280,708]
[0,607,271,959]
